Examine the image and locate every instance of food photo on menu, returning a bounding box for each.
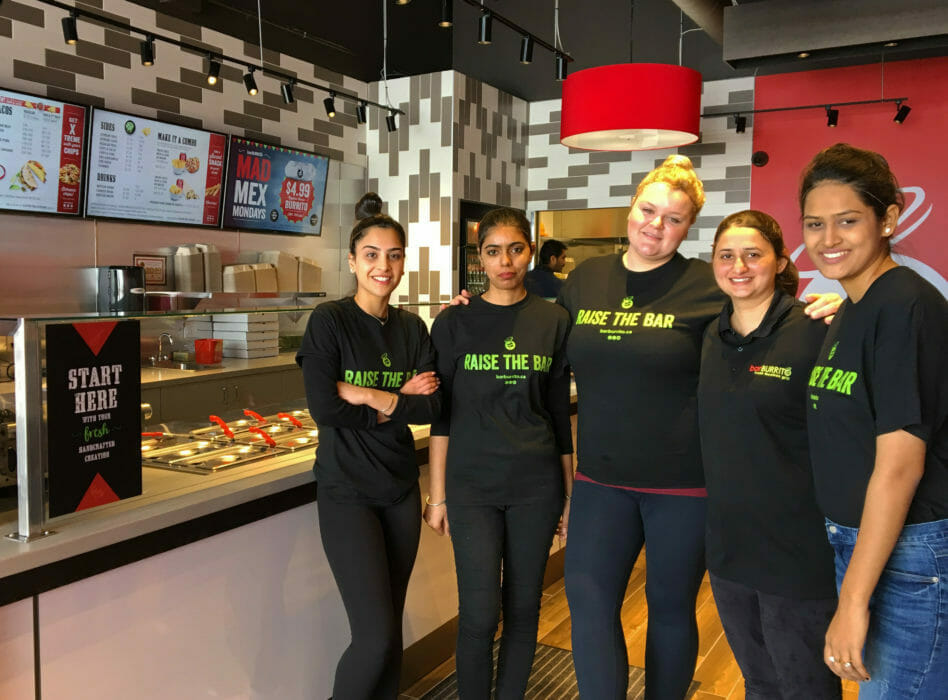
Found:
[0,87,86,216]
[84,108,226,226]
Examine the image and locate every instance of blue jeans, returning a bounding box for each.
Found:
[826,517,948,699]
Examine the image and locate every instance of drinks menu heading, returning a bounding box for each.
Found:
[0,88,85,215]
[85,109,226,226]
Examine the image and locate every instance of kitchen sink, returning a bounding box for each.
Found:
[147,359,202,371]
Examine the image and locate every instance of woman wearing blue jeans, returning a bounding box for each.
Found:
[801,143,948,696]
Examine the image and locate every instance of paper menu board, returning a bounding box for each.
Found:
[222,137,329,235]
[85,109,226,226]
[0,88,86,215]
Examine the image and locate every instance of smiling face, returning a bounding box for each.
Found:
[802,181,898,298]
[348,225,405,303]
[713,226,787,306]
[479,224,533,293]
[626,182,695,270]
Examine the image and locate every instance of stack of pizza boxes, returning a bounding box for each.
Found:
[211,313,279,359]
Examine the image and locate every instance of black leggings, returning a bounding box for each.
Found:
[565,479,707,700]
[317,486,421,700]
[449,499,563,699]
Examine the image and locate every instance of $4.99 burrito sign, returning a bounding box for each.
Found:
[46,320,142,518]
[222,137,329,235]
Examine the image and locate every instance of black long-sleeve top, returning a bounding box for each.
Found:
[296,297,441,504]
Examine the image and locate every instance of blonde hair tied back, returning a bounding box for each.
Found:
[633,154,706,221]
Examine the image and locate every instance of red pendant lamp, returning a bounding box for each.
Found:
[560,64,702,151]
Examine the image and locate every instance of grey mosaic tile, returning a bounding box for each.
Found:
[703,177,750,192]
[441,196,451,246]
[312,117,345,139]
[547,199,589,210]
[725,165,752,179]
[529,122,560,136]
[75,40,131,69]
[180,66,222,93]
[263,90,298,112]
[223,109,261,131]
[0,1,44,27]
[678,142,727,156]
[419,150,430,198]
[725,190,750,203]
[399,101,409,152]
[132,87,179,113]
[245,100,281,122]
[409,174,419,223]
[0,17,11,38]
[528,157,548,169]
[47,85,105,108]
[45,48,103,79]
[429,176,440,221]
[589,151,633,163]
[313,65,346,85]
[155,13,202,40]
[568,163,610,177]
[527,189,568,201]
[79,6,130,33]
[157,111,203,129]
[242,43,281,65]
[156,77,203,103]
[609,184,636,198]
[420,72,430,100]
[728,89,754,104]
[419,247,429,293]
[548,176,589,189]
[14,60,75,90]
[103,28,139,54]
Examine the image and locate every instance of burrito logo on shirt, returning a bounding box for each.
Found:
[621,296,635,309]
[827,341,839,361]
[381,352,392,367]
[504,336,516,351]
[749,364,792,381]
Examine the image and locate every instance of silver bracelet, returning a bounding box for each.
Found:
[425,495,446,507]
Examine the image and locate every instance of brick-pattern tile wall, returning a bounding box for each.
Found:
[0,0,367,166]
[526,77,755,260]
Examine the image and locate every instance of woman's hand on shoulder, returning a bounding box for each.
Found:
[423,503,449,536]
[401,371,440,396]
[804,292,843,325]
[440,289,473,310]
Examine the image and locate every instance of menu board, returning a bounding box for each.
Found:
[0,87,86,215]
[85,108,226,226]
[222,137,329,235]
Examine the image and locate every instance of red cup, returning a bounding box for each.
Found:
[194,338,223,365]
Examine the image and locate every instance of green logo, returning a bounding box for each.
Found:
[124,120,136,135]
[621,296,634,309]
[381,353,391,368]
[504,336,516,351]
[827,341,839,361]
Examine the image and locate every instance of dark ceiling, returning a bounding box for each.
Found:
[141,0,947,102]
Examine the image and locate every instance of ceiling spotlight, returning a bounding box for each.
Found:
[281,80,295,105]
[555,53,568,81]
[894,101,911,124]
[140,35,155,67]
[386,111,398,132]
[206,56,221,85]
[395,0,411,4]
[884,41,899,48]
[520,35,534,65]
[243,68,258,96]
[324,92,336,119]
[797,52,810,59]
[356,101,368,124]
[438,0,453,28]
[478,11,492,45]
[735,114,747,133]
[62,12,78,45]
[825,106,839,127]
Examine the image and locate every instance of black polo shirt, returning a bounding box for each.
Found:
[525,265,564,298]
[807,266,948,528]
[698,290,835,598]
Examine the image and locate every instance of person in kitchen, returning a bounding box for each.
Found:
[296,213,442,700]
[524,238,568,298]
[698,209,841,699]
[424,207,574,699]
[800,143,948,695]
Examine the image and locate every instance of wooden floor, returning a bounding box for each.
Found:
[403,557,859,699]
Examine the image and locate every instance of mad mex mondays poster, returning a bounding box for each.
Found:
[46,320,141,517]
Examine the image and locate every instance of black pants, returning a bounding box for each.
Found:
[709,574,841,700]
[565,479,707,700]
[449,499,563,699]
[317,486,421,700]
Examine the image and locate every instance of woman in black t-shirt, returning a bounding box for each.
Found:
[698,210,840,699]
[801,144,948,694]
[425,208,574,699]
[296,214,442,699]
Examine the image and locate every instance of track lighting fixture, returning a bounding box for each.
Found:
[140,35,155,66]
[243,68,258,96]
[555,53,567,81]
[356,101,368,124]
[520,35,534,64]
[735,114,746,133]
[280,80,295,104]
[386,111,398,132]
[61,12,78,45]
[825,106,839,127]
[438,0,453,28]
[395,0,411,5]
[324,92,336,118]
[893,101,911,124]
[478,11,492,45]
[206,56,221,85]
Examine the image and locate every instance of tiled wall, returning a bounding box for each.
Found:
[366,70,529,315]
[526,77,755,260]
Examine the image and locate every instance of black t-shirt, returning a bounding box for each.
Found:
[525,265,564,298]
[430,294,572,505]
[699,291,835,599]
[558,252,724,488]
[808,266,948,527]
[295,297,442,505]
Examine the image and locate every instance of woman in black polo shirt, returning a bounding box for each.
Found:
[296,214,442,699]
[801,144,948,694]
[425,208,574,698]
[698,210,840,699]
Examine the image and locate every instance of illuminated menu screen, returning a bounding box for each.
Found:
[0,88,86,215]
[222,137,329,235]
[85,109,226,226]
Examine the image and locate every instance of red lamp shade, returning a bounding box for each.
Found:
[560,64,702,151]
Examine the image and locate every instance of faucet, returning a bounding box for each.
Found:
[157,332,174,362]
